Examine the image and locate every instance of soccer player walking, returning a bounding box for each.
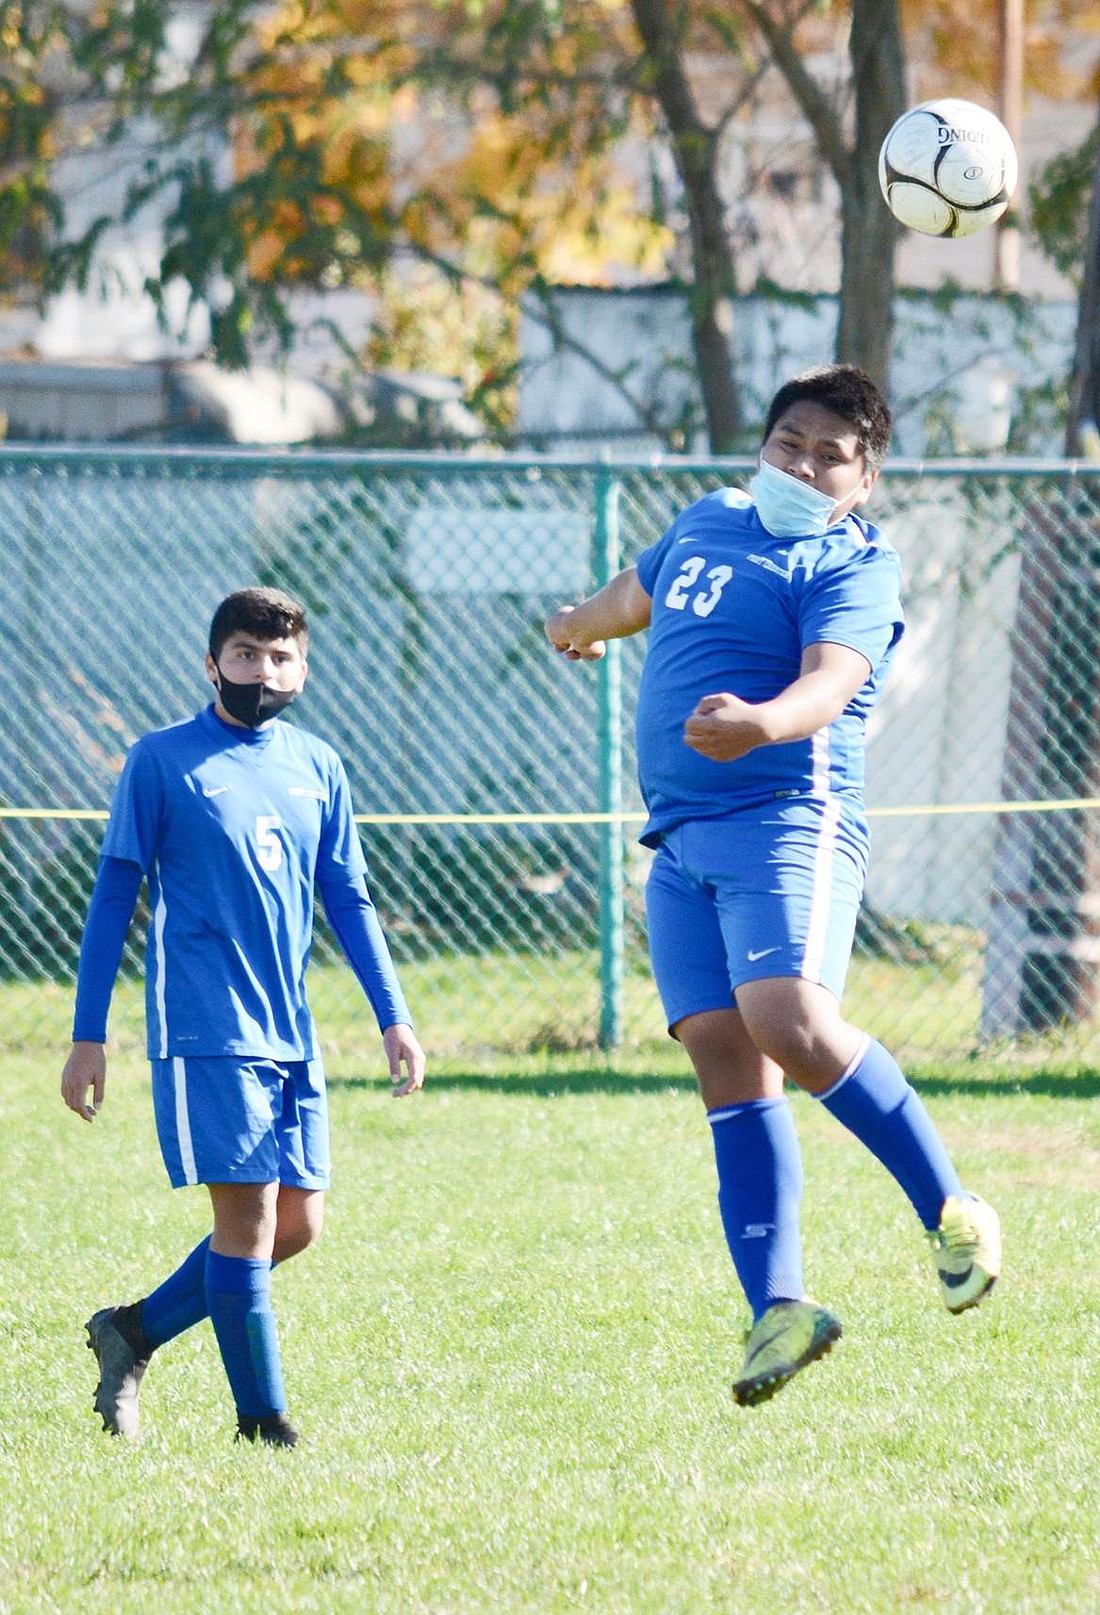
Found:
[61,587,425,1446]
[546,365,1000,1406]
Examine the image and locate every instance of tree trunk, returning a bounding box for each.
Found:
[983,93,1100,1037]
[1065,93,1100,455]
[631,0,741,452]
[836,0,905,387]
[747,0,905,392]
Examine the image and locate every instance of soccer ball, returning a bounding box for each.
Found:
[878,98,1018,238]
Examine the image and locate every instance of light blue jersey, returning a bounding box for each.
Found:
[634,487,904,846]
[102,704,368,1060]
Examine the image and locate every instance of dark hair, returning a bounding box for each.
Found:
[763,364,892,471]
[208,587,309,660]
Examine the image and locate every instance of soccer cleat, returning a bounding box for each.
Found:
[732,1299,842,1407]
[85,1307,151,1437]
[929,1194,1002,1314]
[236,1412,300,1448]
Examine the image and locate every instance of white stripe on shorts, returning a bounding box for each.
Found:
[802,794,842,984]
[152,858,169,1059]
[172,1056,198,1185]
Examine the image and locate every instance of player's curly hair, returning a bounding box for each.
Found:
[764,364,892,471]
[208,587,309,659]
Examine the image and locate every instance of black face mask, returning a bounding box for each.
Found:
[215,673,298,729]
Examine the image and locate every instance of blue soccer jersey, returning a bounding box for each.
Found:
[101,704,371,1060]
[634,487,904,845]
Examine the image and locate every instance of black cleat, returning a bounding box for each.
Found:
[236,1412,300,1448]
[85,1306,151,1437]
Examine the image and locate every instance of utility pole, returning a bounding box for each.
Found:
[994,0,1023,291]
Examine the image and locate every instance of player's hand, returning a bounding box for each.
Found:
[545,606,606,662]
[61,1041,107,1122]
[683,693,766,762]
[383,1023,426,1098]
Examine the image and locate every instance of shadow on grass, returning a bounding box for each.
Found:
[328,1069,701,1098]
[910,1068,1100,1100]
[329,1065,1100,1100]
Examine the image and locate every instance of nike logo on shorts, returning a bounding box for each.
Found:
[203,785,230,797]
[747,946,780,962]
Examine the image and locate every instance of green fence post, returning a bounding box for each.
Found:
[594,466,624,1049]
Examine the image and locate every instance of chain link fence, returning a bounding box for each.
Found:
[1,445,1097,1064]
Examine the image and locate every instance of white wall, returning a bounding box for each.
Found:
[518,287,1077,457]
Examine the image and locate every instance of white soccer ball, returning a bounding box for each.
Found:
[878,98,1018,238]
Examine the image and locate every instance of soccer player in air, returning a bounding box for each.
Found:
[61,586,425,1446]
[545,364,1001,1406]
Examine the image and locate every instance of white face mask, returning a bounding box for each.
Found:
[749,456,840,538]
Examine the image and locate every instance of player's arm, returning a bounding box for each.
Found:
[60,856,144,1121]
[318,874,425,1097]
[545,566,652,662]
[683,642,872,763]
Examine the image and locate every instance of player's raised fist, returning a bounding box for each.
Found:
[545,606,606,662]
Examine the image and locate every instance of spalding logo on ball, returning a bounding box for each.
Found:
[879,97,1018,238]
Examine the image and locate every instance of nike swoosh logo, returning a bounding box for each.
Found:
[203,786,230,798]
[747,946,780,962]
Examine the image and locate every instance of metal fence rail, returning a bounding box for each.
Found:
[1,446,1098,1062]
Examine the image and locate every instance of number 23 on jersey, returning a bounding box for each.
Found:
[664,556,733,619]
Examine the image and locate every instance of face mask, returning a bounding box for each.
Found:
[749,456,840,538]
[214,673,297,729]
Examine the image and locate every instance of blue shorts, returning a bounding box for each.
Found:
[151,1056,331,1190]
[644,800,869,1031]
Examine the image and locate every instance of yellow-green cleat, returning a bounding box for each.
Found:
[929,1194,1002,1314]
[733,1299,842,1407]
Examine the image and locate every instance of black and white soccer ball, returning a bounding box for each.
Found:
[878,98,1018,238]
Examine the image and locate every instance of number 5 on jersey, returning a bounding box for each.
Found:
[665,556,734,618]
[255,814,284,871]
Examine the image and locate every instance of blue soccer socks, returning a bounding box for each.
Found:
[709,1097,805,1323]
[139,1236,212,1349]
[102,1239,294,1434]
[205,1250,287,1419]
[817,1036,963,1230]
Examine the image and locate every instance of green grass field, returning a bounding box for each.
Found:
[4,969,1100,1614]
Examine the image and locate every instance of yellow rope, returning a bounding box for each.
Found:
[2,798,1100,825]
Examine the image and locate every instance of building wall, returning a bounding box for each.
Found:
[518,286,1078,457]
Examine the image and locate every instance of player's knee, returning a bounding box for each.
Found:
[273,1195,325,1262]
[273,1223,320,1262]
[736,980,853,1077]
[735,1005,820,1077]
